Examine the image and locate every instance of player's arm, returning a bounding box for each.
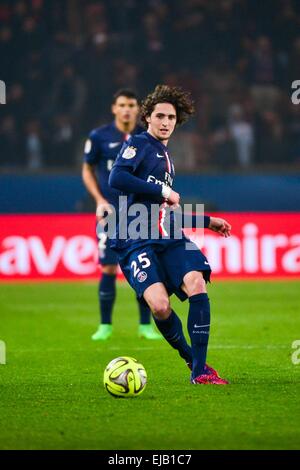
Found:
[181,214,229,232]
[208,216,231,237]
[109,142,180,205]
[185,214,211,229]
[82,162,102,203]
[82,163,112,215]
[82,134,112,219]
[109,165,179,205]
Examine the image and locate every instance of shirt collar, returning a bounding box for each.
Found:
[144,131,168,152]
[111,121,124,138]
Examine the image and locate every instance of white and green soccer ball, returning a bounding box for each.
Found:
[103,356,147,398]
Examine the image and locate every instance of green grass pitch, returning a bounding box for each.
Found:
[0,280,299,450]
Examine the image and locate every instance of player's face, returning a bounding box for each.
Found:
[112,96,139,125]
[146,103,177,143]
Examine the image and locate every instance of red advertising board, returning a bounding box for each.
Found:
[0,214,299,280]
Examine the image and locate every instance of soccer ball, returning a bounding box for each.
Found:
[103,356,147,398]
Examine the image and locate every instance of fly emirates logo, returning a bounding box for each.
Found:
[147,173,173,187]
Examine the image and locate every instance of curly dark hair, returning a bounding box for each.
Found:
[140,84,195,127]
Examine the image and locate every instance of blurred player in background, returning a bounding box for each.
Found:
[82,89,161,341]
[109,85,231,384]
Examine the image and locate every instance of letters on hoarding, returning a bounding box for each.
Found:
[0,214,299,279]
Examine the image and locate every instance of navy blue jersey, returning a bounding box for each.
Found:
[83,122,144,207]
[109,131,213,299]
[109,131,184,253]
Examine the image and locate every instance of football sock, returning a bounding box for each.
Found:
[188,293,210,379]
[137,297,151,324]
[153,310,192,363]
[99,273,116,324]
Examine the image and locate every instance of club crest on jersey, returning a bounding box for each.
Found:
[84,139,92,153]
[137,271,147,283]
[122,146,137,160]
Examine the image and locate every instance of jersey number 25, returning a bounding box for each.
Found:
[131,253,151,277]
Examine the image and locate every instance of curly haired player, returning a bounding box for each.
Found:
[109,85,231,384]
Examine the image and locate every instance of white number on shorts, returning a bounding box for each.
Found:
[131,252,151,277]
[131,260,139,278]
[138,252,151,268]
[98,233,107,251]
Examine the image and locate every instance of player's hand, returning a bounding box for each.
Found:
[96,199,113,225]
[209,217,231,237]
[167,190,180,208]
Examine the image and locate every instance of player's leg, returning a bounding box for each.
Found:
[92,227,118,341]
[182,270,228,384]
[119,246,191,361]
[162,239,228,384]
[92,264,117,341]
[181,271,210,377]
[137,296,162,340]
[143,283,192,365]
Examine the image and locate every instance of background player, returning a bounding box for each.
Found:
[109,85,231,384]
[82,89,161,341]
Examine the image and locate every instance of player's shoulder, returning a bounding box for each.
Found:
[88,123,112,140]
[126,132,150,150]
[84,125,111,154]
[118,133,150,161]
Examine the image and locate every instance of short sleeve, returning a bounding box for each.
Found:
[83,130,101,165]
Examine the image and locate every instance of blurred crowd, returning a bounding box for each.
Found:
[1,0,300,171]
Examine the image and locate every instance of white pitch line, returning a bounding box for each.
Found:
[9,344,289,353]
[106,345,289,351]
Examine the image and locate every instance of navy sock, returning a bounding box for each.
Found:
[187,293,210,379]
[137,297,151,325]
[99,273,116,324]
[153,310,192,364]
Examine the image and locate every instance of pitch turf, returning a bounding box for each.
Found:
[0,280,299,450]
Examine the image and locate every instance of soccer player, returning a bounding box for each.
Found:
[82,89,161,341]
[109,85,231,384]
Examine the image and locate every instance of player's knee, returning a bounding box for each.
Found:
[149,297,171,319]
[184,271,206,297]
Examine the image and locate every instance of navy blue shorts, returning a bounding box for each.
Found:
[97,224,119,266]
[119,239,211,302]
